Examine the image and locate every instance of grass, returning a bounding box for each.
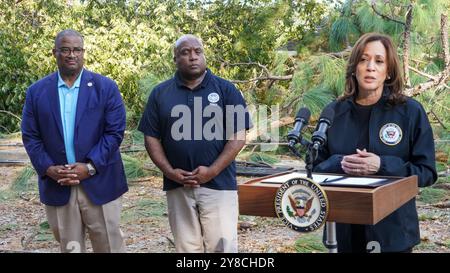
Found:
[418,187,448,204]
[294,231,327,253]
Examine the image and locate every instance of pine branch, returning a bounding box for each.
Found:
[441,14,449,67]
[328,46,352,58]
[220,60,270,76]
[0,110,22,121]
[405,14,450,96]
[402,4,413,88]
[370,1,405,26]
[223,61,293,83]
[409,66,436,81]
[231,75,293,83]
[246,116,294,142]
[428,110,447,130]
[408,66,437,81]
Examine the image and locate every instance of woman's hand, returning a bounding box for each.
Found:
[341,149,381,176]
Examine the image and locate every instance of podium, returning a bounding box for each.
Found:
[238,171,418,225]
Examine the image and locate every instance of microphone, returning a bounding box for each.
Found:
[311,105,335,150]
[287,107,311,147]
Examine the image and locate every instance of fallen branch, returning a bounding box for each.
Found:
[405,14,449,96]
[21,227,40,250]
[441,14,450,67]
[164,236,175,247]
[221,60,270,76]
[328,47,353,59]
[231,74,293,84]
[402,4,413,87]
[409,66,437,81]
[221,59,294,84]
[432,201,450,209]
[128,177,154,183]
[246,116,294,142]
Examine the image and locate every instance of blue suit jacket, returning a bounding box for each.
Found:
[21,70,128,206]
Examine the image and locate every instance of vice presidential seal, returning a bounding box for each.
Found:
[379,123,402,146]
[207,92,220,104]
[275,177,328,232]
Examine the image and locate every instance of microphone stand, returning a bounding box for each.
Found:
[288,138,338,253]
[288,138,315,180]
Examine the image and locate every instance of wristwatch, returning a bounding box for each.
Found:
[86,162,97,176]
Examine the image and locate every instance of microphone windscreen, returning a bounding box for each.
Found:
[296,107,311,122]
[319,105,335,125]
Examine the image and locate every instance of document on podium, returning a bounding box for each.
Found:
[260,172,389,188]
[319,177,388,187]
[260,172,343,184]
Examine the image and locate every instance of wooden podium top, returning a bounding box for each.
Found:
[238,171,418,225]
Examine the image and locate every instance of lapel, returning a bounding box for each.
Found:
[75,70,94,130]
[47,72,64,139]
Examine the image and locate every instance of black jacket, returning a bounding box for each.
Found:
[313,89,437,252]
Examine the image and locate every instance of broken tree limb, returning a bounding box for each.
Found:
[221,60,271,76]
[402,4,413,88]
[231,74,293,84]
[441,14,450,67]
[405,14,450,96]
[409,66,438,81]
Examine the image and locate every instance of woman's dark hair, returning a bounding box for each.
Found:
[339,32,406,105]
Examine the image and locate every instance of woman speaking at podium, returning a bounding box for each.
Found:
[313,32,437,253]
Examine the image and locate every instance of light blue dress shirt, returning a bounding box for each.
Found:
[57,69,83,164]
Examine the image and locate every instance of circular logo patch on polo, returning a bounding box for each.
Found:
[275,177,328,233]
[207,92,220,104]
[379,123,402,146]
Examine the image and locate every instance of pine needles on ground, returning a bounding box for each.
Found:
[11,165,36,193]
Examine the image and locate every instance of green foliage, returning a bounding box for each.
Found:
[122,153,149,179]
[1,0,449,170]
[39,221,50,230]
[295,232,327,253]
[121,197,166,223]
[11,165,36,193]
[0,190,15,202]
[136,198,167,217]
[1,0,327,132]
[418,188,448,204]
[249,152,280,165]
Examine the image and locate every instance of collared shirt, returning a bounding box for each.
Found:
[57,69,83,164]
[138,69,252,191]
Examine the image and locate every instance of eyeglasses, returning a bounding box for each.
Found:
[57,47,84,56]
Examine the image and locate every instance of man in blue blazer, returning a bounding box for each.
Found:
[21,29,128,252]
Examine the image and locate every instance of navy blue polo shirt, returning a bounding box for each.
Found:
[138,69,252,191]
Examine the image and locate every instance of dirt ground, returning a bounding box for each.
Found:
[0,165,449,253]
[0,166,301,253]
